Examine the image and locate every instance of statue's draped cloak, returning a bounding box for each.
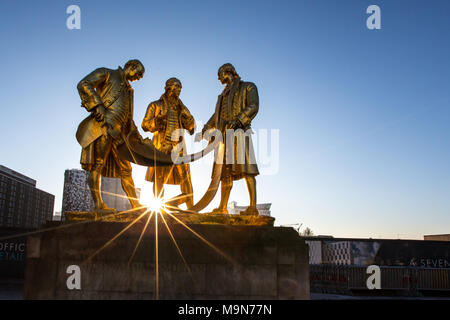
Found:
[204,78,259,180]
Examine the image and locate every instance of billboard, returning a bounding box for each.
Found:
[350,240,450,268]
[0,228,30,278]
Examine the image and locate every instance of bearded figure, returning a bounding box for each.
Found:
[142,78,195,209]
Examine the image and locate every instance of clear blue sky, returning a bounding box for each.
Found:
[1,0,449,239]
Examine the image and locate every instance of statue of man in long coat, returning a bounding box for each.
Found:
[142,77,195,209]
[76,59,145,211]
[202,63,260,215]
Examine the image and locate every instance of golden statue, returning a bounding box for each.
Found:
[76,59,145,211]
[202,63,259,215]
[142,78,195,209]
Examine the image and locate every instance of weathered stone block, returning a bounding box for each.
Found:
[24,221,309,300]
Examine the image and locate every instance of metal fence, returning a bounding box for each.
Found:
[310,264,450,295]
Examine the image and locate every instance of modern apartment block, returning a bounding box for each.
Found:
[0,165,54,229]
[61,169,140,219]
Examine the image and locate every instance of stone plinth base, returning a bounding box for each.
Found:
[24,221,309,300]
[65,211,275,226]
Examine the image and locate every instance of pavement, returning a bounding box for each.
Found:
[0,279,23,300]
[310,292,450,300]
[0,279,448,300]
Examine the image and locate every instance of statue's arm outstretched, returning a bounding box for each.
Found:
[202,113,216,133]
[237,82,259,128]
[77,67,109,111]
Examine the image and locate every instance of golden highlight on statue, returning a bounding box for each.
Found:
[202,63,260,215]
[73,59,262,220]
[76,59,145,211]
[142,78,195,209]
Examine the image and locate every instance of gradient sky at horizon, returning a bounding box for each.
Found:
[1,0,449,239]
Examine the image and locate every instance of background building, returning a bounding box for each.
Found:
[305,236,450,268]
[61,169,140,219]
[424,234,450,241]
[61,169,92,214]
[0,165,54,229]
[0,227,30,279]
[0,165,54,279]
[227,201,272,216]
[321,241,353,265]
[307,236,450,295]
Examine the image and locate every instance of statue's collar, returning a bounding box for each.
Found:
[119,66,125,76]
[222,77,241,96]
[118,66,131,87]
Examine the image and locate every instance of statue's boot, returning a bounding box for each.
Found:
[88,169,114,212]
[211,207,228,214]
[98,203,114,211]
[242,176,258,216]
[241,205,259,216]
[121,174,144,211]
[210,179,231,214]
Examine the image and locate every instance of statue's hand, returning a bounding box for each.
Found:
[201,125,209,136]
[93,104,106,123]
[130,121,139,134]
[228,120,241,130]
[194,131,203,142]
[134,129,145,144]
[156,117,167,131]
[201,126,217,142]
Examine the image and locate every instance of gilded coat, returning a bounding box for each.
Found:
[204,78,259,180]
[142,95,195,185]
[77,67,136,178]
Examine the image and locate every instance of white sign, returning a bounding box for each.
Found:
[66,265,81,290]
[366,5,381,30]
[66,5,81,30]
[366,265,381,289]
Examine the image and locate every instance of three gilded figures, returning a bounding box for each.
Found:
[76,61,260,215]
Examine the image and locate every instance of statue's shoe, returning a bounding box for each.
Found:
[136,203,148,210]
[93,205,117,218]
[164,206,183,214]
[132,206,149,214]
[93,204,116,213]
[240,206,259,216]
[211,207,228,215]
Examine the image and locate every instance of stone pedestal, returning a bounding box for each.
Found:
[24,220,309,300]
